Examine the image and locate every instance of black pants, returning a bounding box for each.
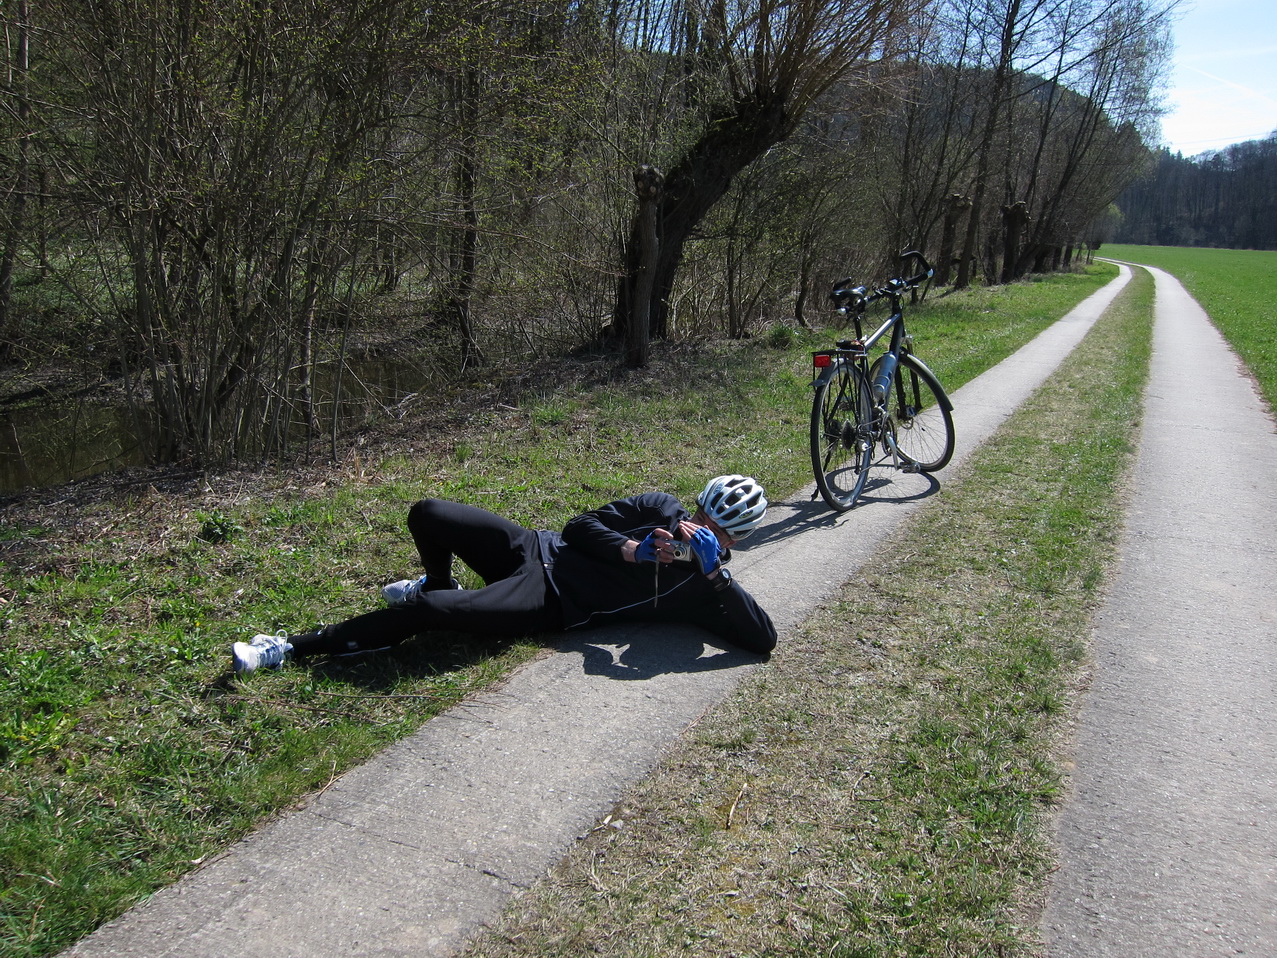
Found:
[290,499,562,658]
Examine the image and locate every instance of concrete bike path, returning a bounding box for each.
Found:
[1042,265,1277,956]
[64,271,1132,958]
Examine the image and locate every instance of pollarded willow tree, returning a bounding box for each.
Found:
[824,0,1170,289]
[941,0,1172,288]
[610,0,924,363]
[1005,0,1170,278]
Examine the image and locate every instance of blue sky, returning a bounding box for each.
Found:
[1159,0,1277,154]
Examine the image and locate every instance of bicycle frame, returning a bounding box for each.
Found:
[815,258,952,412]
[811,298,948,412]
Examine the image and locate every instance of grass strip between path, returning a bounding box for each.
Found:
[461,270,1155,957]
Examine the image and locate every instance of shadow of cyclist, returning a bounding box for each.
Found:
[555,625,762,681]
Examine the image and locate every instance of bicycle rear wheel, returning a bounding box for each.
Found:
[810,361,875,511]
[882,354,954,472]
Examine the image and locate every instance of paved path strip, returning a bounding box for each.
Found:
[1043,266,1277,957]
[65,271,1132,958]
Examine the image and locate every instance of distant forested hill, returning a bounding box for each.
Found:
[1114,136,1277,249]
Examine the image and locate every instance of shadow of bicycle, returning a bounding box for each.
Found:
[738,471,942,551]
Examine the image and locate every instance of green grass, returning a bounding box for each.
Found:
[0,265,1116,958]
[1103,244,1277,415]
[462,267,1155,958]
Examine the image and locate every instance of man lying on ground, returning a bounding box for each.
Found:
[231,474,775,674]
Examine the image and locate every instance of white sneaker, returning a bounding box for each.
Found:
[381,575,462,607]
[232,632,293,674]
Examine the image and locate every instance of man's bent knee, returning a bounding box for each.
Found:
[408,497,450,532]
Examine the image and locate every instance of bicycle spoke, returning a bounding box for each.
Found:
[888,358,954,472]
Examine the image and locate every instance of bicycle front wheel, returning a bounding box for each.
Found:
[883,354,954,472]
[810,361,875,511]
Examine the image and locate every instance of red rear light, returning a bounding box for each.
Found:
[813,353,832,368]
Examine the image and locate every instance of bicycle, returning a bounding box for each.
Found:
[809,251,955,512]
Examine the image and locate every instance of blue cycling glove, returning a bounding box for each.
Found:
[634,531,661,564]
[689,527,721,574]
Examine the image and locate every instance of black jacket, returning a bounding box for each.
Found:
[539,492,776,655]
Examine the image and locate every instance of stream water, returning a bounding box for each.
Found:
[0,402,151,493]
[0,358,430,495]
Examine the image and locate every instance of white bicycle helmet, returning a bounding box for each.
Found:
[696,474,768,539]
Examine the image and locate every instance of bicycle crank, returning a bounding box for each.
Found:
[884,427,918,472]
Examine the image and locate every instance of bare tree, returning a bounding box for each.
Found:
[612,0,921,362]
[1009,0,1171,277]
[872,5,984,274]
[951,0,1042,289]
[947,0,1172,288]
[19,0,533,462]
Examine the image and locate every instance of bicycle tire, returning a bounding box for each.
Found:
[878,353,954,472]
[810,361,875,511]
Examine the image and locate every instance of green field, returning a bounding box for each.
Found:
[1103,245,1277,415]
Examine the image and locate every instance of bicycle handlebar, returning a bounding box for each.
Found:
[898,249,933,288]
[830,250,933,313]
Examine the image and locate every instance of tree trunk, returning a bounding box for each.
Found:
[0,0,31,350]
[614,92,789,346]
[448,70,485,370]
[937,194,970,285]
[451,144,484,370]
[1000,201,1028,284]
[627,165,663,368]
[794,242,814,329]
[956,0,1023,290]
